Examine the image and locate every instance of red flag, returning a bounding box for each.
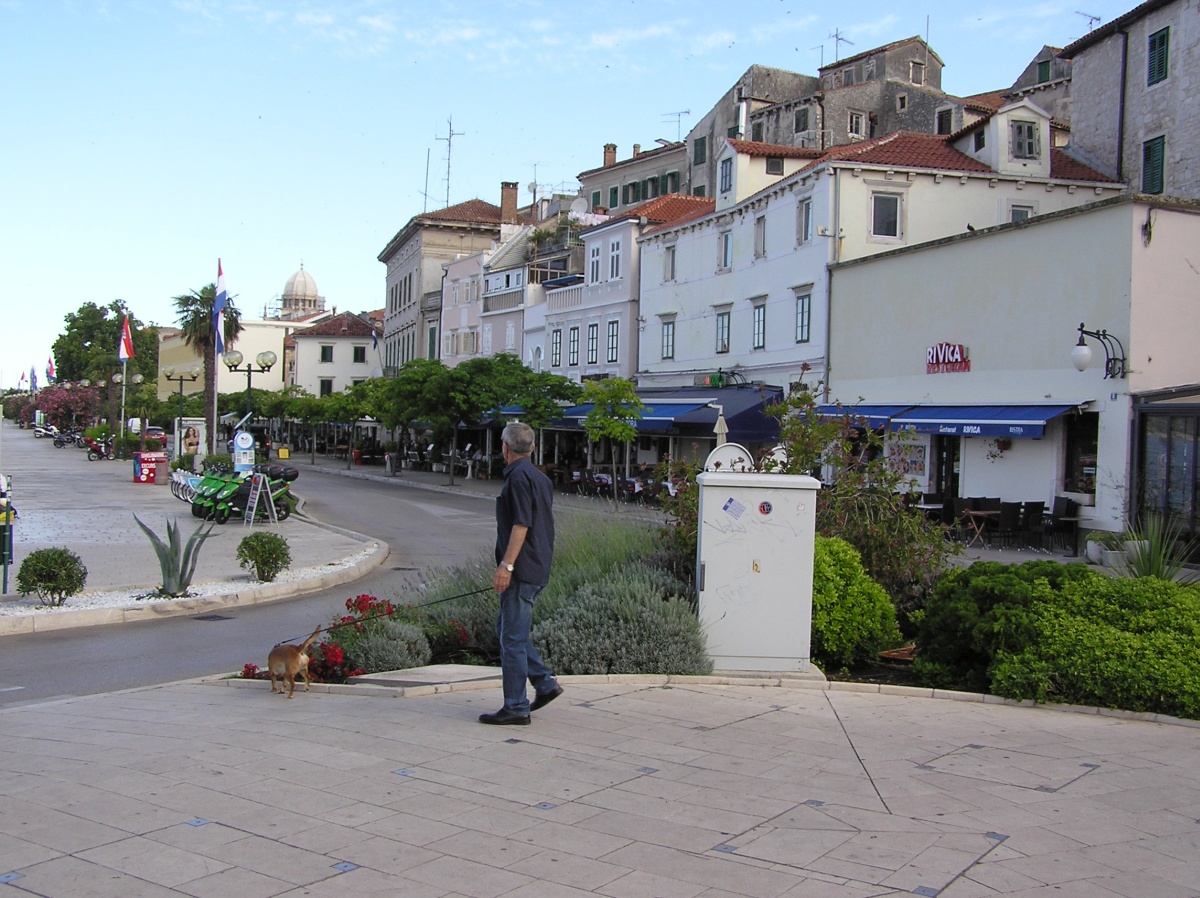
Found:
[118,315,135,362]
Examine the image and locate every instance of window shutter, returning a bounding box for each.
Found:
[591,190,601,210]
[1142,137,1165,194]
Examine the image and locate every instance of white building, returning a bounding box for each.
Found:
[637,107,1125,395]
[290,312,382,397]
[826,194,1200,537]
[439,251,489,368]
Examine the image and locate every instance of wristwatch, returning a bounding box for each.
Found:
[500,562,514,572]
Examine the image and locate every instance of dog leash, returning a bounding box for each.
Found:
[276,585,495,645]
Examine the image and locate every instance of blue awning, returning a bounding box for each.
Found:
[891,405,1078,438]
[816,404,913,424]
[560,402,707,433]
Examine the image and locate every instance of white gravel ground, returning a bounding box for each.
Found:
[0,544,379,617]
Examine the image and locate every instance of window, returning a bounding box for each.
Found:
[353,345,366,364]
[1148,27,1169,85]
[974,128,986,151]
[754,215,766,258]
[871,193,901,238]
[1010,205,1034,223]
[587,323,598,364]
[795,292,811,343]
[727,125,741,138]
[320,345,333,363]
[608,185,619,208]
[910,61,924,85]
[693,185,706,197]
[751,121,764,142]
[719,231,733,269]
[551,329,562,367]
[693,136,707,165]
[606,320,619,363]
[664,244,676,281]
[643,177,659,199]
[1037,59,1051,83]
[1143,136,1165,194]
[591,190,601,210]
[936,108,953,135]
[319,378,333,396]
[896,94,907,112]
[794,107,809,133]
[848,111,865,138]
[609,238,622,279]
[715,311,730,353]
[797,197,813,244]
[765,156,784,175]
[568,326,579,366]
[752,303,766,350]
[719,158,733,192]
[665,171,680,193]
[1011,120,1038,159]
[428,325,437,359]
[622,181,641,204]
[842,67,855,86]
[443,333,457,357]
[661,319,675,360]
[589,245,601,284]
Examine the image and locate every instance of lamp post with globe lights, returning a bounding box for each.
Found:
[163,364,201,456]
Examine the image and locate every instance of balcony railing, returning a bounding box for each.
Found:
[548,284,583,311]
[483,292,523,314]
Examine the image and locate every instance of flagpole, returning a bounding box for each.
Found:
[120,359,128,448]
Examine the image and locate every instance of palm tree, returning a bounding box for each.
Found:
[173,283,243,455]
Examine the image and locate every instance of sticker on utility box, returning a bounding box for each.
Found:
[722,497,746,519]
[759,501,773,516]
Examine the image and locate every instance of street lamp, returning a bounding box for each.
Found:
[1071,322,1128,379]
[222,349,277,417]
[111,371,144,456]
[163,364,201,456]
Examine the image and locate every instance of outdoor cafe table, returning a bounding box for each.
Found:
[961,508,999,548]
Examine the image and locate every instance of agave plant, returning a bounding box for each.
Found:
[1117,512,1199,584]
[133,515,218,597]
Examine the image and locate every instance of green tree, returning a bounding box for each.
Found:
[284,388,324,464]
[580,378,643,507]
[52,301,159,385]
[173,283,243,455]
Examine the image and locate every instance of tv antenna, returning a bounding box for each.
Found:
[1076,10,1101,29]
[812,43,825,68]
[829,28,854,62]
[661,109,690,141]
[436,115,464,209]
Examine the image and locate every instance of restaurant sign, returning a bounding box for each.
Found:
[927,342,970,374]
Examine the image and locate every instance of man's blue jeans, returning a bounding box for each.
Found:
[496,579,558,715]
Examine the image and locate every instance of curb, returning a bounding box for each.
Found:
[207,669,1200,728]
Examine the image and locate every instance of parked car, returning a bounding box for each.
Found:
[143,426,168,448]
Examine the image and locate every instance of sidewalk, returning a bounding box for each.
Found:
[5,427,1196,896]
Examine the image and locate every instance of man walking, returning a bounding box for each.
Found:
[480,422,563,726]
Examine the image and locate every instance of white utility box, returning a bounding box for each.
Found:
[696,469,820,671]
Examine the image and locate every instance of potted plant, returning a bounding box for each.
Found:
[1084,530,1116,564]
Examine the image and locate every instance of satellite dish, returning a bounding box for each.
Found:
[703,442,753,472]
[569,196,588,216]
[527,182,538,194]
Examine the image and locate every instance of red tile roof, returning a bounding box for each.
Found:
[421,199,504,225]
[625,194,716,224]
[802,131,995,175]
[642,197,718,236]
[960,91,1009,113]
[726,138,825,159]
[292,312,381,339]
[1049,149,1115,182]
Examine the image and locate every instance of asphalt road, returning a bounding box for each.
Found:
[0,471,497,708]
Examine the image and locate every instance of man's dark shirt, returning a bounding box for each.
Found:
[496,455,555,586]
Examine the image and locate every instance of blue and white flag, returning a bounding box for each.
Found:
[30,367,38,392]
[213,259,228,355]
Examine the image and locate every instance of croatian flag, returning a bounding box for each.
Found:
[46,354,56,383]
[118,315,135,362]
[18,371,26,387]
[372,328,379,351]
[213,259,228,355]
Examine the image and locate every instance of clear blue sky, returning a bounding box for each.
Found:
[1,0,1135,389]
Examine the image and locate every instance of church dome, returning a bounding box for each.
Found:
[283,266,319,301]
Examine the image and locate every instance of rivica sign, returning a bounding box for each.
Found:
[927,342,970,374]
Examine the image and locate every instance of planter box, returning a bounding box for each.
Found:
[1101,549,1126,568]
[1085,541,1104,564]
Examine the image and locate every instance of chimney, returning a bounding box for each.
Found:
[633,143,641,156]
[603,143,617,167]
[500,181,518,224]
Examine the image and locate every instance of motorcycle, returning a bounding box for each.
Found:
[193,464,298,524]
[33,424,58,439]
[52,429,83,449]
[84,436,114,461]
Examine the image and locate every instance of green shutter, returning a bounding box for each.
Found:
[1148,28,1169,85]
[609,186,619,208]
[591,190,601,210]
[1142,136,1165,194]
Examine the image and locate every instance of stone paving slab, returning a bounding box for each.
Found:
[1,676,1199,897]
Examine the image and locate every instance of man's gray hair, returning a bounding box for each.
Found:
[502,422,535,456]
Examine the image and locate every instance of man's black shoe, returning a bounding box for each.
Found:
[530,686,564,712]
[479,709,531,726]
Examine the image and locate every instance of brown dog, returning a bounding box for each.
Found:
[268,625,322,698]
